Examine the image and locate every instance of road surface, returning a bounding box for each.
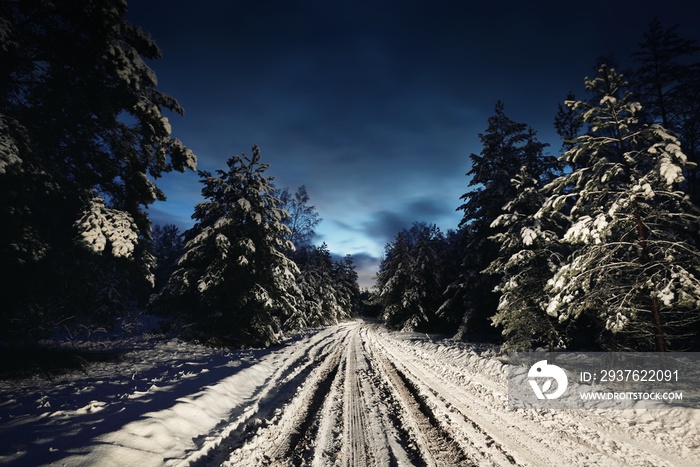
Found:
[189,321,697,466]
[41,320,697,466]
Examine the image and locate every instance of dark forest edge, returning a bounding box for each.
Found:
[1,1,699,368]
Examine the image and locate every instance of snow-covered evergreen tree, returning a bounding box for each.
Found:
[0,0,195,340]
[554,91,584,152]
[486,167,568,351]
[443,102,551,338]
[288,247,325,330]
[291,244,354,329]
[539,66,700,351]
[376,223,449,332]
[334,255,361,317]
[160,146,300,347]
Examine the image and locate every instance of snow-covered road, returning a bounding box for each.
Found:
[2,320,699,466]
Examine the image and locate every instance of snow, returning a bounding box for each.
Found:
[238,237,255,254]
[592,213,608,232]
[160,116,171,136]
[607,312,630,332]
[658,281,675,307]
[564,215,597,244]
[215,233,230,257]
[562,213,609,246]
[659,155,684,186]
[1,321,698,466]
[0,117,22,174]
[520,227,537,246]
[75,196,139,258]
[237,198,251,212]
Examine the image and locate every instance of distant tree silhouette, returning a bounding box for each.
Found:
[276,185,322,252]
[150,224,185,296]
[376,222,452,332]
[554,91,584,153]
[632,18,700,203]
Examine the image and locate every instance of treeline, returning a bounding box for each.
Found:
[0,1,360,347]
[375,20,700,352]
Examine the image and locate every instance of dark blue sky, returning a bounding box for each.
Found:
[126,0,699,287]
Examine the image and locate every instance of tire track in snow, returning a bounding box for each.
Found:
[362,326,474,466]
[46,321,698,466]
[378,330,695,467]
[205,320,696,467]
[372,329,565,466]
[221,321,488,466]
[186,323,353,466]
[340,326,389,466]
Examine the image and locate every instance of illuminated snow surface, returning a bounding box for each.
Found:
[1,320,698,466]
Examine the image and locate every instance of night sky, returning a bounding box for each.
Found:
[125,1,699,287]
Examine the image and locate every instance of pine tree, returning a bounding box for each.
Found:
[0,0,195,341]
[444,101,550,339]
[159,146,300,347]
[539,66,700,351]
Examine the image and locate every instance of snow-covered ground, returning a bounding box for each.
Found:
[1,319,698,466]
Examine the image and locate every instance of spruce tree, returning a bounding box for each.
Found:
[554,91,584,153]
[150,224,185,296]
[375,229,414,329]
[289,245,329,329]
[486,167,568,351]
[160,146,300,347]
[333,255,361,317]
[539,66,700,351]
[292,244,355,329]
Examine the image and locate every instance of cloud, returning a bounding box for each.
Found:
[147,205,193,233]
[358,198,461,246]
[323,198,461,288]
[361,211,409,244]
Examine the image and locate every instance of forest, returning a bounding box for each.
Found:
[375,29,700,352]
[1,0,699,356]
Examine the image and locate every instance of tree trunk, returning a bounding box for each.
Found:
[632,198,666,352]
